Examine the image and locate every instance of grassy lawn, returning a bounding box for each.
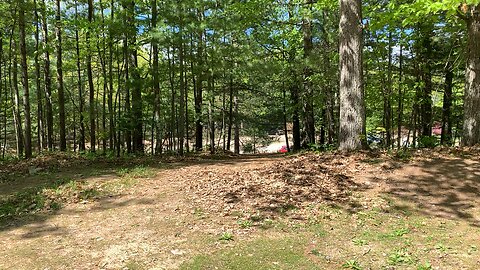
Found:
[181,201,479,270]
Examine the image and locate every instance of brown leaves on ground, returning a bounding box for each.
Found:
[185,153,375,217]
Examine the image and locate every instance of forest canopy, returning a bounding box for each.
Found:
[0,0,480,159]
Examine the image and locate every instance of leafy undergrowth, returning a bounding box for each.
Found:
[0,165,156,226]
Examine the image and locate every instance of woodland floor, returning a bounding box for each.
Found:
[1,149,480,270]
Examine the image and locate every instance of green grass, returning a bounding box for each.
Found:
[180,238,319,270]
[179,200,479,270]
[0,165,158,225]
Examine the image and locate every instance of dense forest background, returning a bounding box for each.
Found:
[0,0,479,159]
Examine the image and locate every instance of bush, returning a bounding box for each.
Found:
[418,136,438,149]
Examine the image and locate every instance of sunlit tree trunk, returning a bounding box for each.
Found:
[11,36,24,157]
[462,5,480,146]
[338,0,366,151]
[87,0,96,152]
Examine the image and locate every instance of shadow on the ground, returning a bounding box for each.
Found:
[370,157,480,227]
[0,154,284,237]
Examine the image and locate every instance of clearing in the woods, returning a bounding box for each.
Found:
[1,150,480,270]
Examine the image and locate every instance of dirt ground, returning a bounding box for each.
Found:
[1,151,480,269]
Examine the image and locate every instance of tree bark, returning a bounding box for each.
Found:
[19,0,32,158]
[11,37,24,157]
[441,62,454,145]
[234,92,240,155]
[321,10,336,145]
[41,0,53,151]
[100,0,107,152]
[152,0,162,155]
[227,77,233,151]
[108,0,115,152]
[125,0,143,153]
[302,0,315,146]
[384,32,393,148]
[419,24,433,137]
[74,0,85,151]
[291,83,301,151]
[87,0,96,152]
[56,0,67,151]
[208,74,215,154]
[463,5,480,146]
[34,0,44,152]
[397,41,403,148]
[178,8,185,155]
[339,0,366,151]
[195,24,204,152]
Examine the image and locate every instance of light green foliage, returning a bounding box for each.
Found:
[388,248,414,265]
[219,232,234,241]
[342,260,363,270]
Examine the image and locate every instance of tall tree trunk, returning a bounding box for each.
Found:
[419,24,433,137]
[87,0,96,152]
[291,83,301,151]
[283,84,290,152]
[56,0,67,151]
[75,0,85,151]
[195,25,204,152]
[41,0,53,151]
[11,37,24,157]
[108,0,115,152]
[208,75,215,154]
[167,46,176,151]
[152,0,162,155]
[178,9,185,155]
[233,90,240,155]
[338,0,366,151]
[397,41,403,148]
[19,0,32,158]
[321,10,336,145]
[0,38,3,157]
[34,0,44,152]
[462,5,480,146]
[384,31,393,148]
[100,0,107,152]
[441,61,454,145]
[302,0,315,146]
[227,77,233,151]
[125,0,143,153]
